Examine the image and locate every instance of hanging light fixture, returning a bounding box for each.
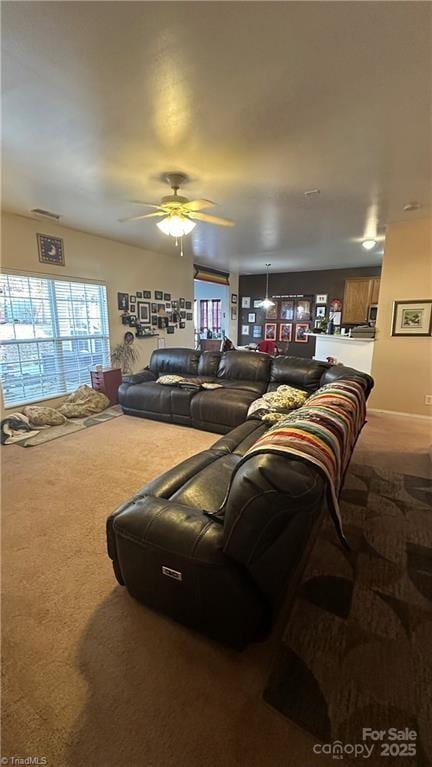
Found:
[257,264,275,310]
[156,214,196,238]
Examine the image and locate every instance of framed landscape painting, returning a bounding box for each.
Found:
[391,300,432,336]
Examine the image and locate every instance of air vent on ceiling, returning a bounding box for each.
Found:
[30,208,61,220]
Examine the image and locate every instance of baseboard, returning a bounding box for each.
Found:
[368,408,432,422]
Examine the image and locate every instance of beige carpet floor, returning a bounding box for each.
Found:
[1,412,430,767]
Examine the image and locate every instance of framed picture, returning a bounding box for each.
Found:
[231,293,237,304]
[130,303,136,314]
[241,297,251,309]
[253,325,262,338]
[264,322,276,340]
[151,303,157,313]
[165,301,171,309]
[186,312,193,321]
[157,303,165,312]
[248,312,256,323]
[136,291,143,299]
[117,292,129,311]
[180,321,186,329]
[266,301,278,320]
[137,301,150,323]
[391,300,432,336]
[155,291,163,300]
[185,301,192,310]
[179,298,185,308]
[143,290,151,299]
[164,293,171,301]
[295,323,309,343]
[158,316,168,329]
[241,325,250,336]
[316,306,326,318]
[180,310,186,319]
[130,295,136,303]
[128,315,137,326]
[231,307,237,321]
[151,315,158,326]
[279,323,292,342]
[253,299,263,309]
[280,300,294,321]
[295,300,311,322]
[166,325,175,334]
[172,300,178,308]
[37,233,65,266]
[316,294,328,305]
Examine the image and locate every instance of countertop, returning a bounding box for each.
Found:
[307,333,375,343]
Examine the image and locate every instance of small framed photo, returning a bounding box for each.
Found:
[165,301,171,309]
[143,290,151,299]
[151,315,158,326]
[164,293,171,301]
[172,300,178,309]
[37,233,65,266]
[130,303,136,314]
[295,323,309,343]
[316,294,328,305]
[279,323,292,342]
[151,303,157,313]
[179,298,185,308]
[117,292,129,311]
[295,300,311,322]
[137,301,150,323]
[253,325,262,338]
[157,303,165,312]
[180,310,186,319]
[248,312,256,323]
[231,307,237,321]
[136,291,143,299]
[166,325,175,334]
[280,300,294,321]
[186,312,193,321]
[264,322,276,340]
[155,290,163,300]
[179,321,186,329]
[128,314,137,326]
[266,301,278,320]
[253,298,263,309]
[391,300,432,336]
[130,295,136,303]
[241,324,250,336]
[185,301,192,310]
[241,297,251,309]
[316,306,326,318]
[231,293,237,304]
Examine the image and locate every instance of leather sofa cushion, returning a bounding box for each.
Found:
[320,364,374,395]
[198,351,221,377]
[148,348,200,376]
[269,355,329,393]
[212,421,268,456]
[216,379,267,395]
[191,388,260,429]
[119,381,197,417]
[217,351,272,382]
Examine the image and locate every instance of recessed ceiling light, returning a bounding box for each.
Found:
[403,201,421,212]
[362,239,377,251]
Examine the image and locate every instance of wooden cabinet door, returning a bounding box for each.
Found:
[342,279,372,324]
[370,277,381,304]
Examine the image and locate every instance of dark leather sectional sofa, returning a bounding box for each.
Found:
[108,348,373,648]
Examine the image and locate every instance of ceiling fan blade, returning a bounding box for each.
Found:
[188,211,235,227]
[182,199,215,212]
[118,211,164,223]
[127,200,163,208]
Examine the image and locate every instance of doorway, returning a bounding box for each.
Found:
[193,280,229,350]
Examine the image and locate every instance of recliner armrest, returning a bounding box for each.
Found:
[122,368,156,385]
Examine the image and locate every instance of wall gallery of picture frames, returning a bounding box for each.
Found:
[117,290,194,338]
[241,295,315,343]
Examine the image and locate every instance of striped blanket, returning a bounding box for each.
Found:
[240,380,367,546]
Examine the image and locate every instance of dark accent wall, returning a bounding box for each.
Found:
[238,265,381,359]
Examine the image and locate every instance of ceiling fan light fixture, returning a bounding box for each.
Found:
[157,215,196,238]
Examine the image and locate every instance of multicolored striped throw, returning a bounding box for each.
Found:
[241,380,367,546]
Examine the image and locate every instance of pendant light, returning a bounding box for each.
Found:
[257,264,275,310]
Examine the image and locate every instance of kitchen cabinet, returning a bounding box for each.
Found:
[342,277,380,324]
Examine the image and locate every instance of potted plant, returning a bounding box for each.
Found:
[110,332,139,375]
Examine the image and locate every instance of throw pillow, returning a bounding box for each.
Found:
[156,375,185,385]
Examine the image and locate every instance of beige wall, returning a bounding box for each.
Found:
[1,212,198,409]
[370,217,432,417]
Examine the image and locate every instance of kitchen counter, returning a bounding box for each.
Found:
[309,333,375,373]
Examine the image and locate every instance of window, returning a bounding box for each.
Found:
[0,273,110,407]
[199,299,222,334]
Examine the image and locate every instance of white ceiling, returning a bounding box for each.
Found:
[2,1,431,274]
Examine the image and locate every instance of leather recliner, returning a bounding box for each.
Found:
[108,349,373,648]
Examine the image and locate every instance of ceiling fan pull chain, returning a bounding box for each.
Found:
[180,237,184,257]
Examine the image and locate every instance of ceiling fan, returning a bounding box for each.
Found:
[119,173,235,244]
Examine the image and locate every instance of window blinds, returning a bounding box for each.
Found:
[0,273,110,407]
